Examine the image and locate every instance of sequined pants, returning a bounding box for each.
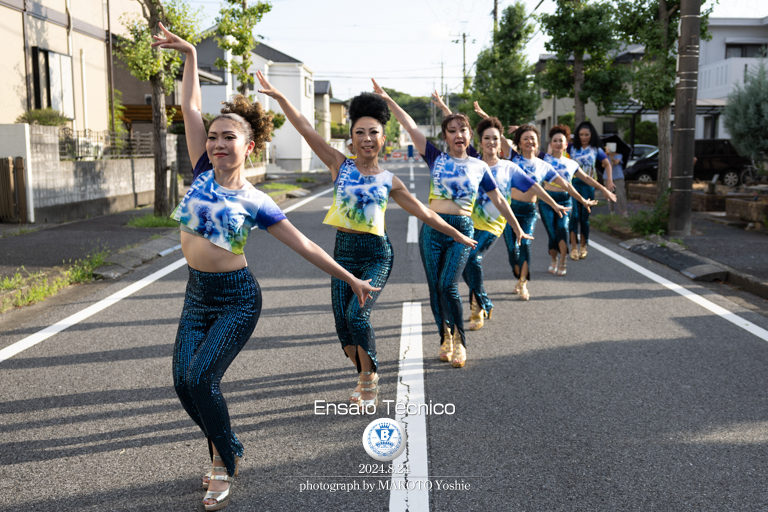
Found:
[419,213,474,347]
[569,178,594,244]
[538,190,571,253]
[461,228,499,314]
[173,266,260,477]
[332,231,393,372]
[503,199,537,281]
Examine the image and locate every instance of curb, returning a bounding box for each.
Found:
[616,234,768,301]
[92,174,333,280]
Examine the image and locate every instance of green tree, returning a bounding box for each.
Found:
[214,0,272,97]
[385,117,401,147]
[634,120,659,146]
[556,111,590,135]
[116,0,202,216]
[723,59,768,171]
[537,0,629,127]
[463,2,541,129]
[383,88,432,125]
[615,0,712,196]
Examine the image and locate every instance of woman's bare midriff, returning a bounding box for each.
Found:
[336,227,373,234]
[181,231,248,273]
[429,199,471,216]
[543,183,565,194]
[510,188,538,203]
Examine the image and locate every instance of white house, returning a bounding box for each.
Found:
[696,16,768,139]
[195,27,315,172]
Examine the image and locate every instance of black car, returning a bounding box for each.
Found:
[623,139,752,186]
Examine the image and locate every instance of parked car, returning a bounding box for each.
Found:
[623,140,752,186]
[626,144,657,168]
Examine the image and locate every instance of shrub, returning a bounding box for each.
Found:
[15,108,69,127]
[628,188,670,236]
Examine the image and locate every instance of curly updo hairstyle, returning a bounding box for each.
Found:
[549,124,571,141]
[476,116,504,138]
[348,92,391,132]
[512,124,540,148]
[209,95,273,158]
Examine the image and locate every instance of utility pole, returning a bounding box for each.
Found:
[452,30,475,93]
[668,0,701,236]
[493,0,499,36]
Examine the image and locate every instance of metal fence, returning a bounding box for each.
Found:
[59,128,155,160]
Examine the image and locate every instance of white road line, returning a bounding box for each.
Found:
[410,183,415,189]
[591,241,768,342]
[389,302,429,512]
[0,258,188,363]
[0,187,336,363]
[409,164,414,181]
[407,217,419,244]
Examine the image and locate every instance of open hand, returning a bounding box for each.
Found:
[150,22,194,54]
[516,230,534,241]
[507,125,519,135]
[473,101,489,119]
[351,278,380,308]
[256,70,282,100]
[371,79,389,100]
[454,233,478,249]
[604,189,617,203]
[431,91,449,112]
[556,204,571,218]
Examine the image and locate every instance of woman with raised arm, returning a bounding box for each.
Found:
[568,121,613,260]
[255,74,476,402]
[152,26,379,512]
[540,125,616,275]
[375,81,530,367]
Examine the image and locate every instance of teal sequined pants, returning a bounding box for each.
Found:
[570,177,594,243]
[173,266,260,477]
[419,213,474,347]
[461,228,499,315]
[503,199,537,281]
[332,231,393,372]
[538,190,571,253]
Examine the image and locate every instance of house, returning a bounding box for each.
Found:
[696,16,768,139]
[0,0,146,130]
[329,97,348,126]
[314,80,331,141]
[195,27,315,172]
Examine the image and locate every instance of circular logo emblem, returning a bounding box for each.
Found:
[362,418,406,461]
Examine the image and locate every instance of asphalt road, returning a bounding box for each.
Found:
[2,162,768,511]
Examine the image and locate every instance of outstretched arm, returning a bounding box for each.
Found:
[486,189,533,241]
[574,170,617,203]
[431,91,452,117]
[601,156,614,191]
[372,79,427,156]
[152,23,206,164]
[551,176,597,212]
[530,183,569,217]
[257,71,345,177]
[389,178,476,248]
[267,220,379,308]
[473,101,513,157]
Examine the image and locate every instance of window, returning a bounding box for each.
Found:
[305,77,312,98]
[603,122,618,134]
[145,94,152,105]
[725,44,768,59]
[31,47,75,119]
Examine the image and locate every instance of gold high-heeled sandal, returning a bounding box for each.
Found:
[570,247,579,261]
[451,340,467,368]
[579,245,588,259]
[203,455,238,490]
[518,280,530,301]
[204,471,232,511]
[358,372,379,412]
[438,329,454,361]
[468,301,486,331]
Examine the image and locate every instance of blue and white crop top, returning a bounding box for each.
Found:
[323,159,393,236]
[421,141,497,212]
[473,160,535,237]
[171,153,287,255]
[542,153,580,187]
[508,151,560,186]
[567,145,607,180]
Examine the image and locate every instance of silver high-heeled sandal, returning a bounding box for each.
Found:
[358,372,380,413]
[203,455,238,490]
[352,371,378,403]
[204,472,232,511]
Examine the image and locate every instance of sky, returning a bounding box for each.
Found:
[184,0,768,99]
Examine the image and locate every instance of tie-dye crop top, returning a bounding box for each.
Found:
[566,145,607,180]
[541,153,580,188]
[171,153,287,255]
[472,159,536,237]
[323,159,393,236]
[421,141,497,212]
[509,152,560,186]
